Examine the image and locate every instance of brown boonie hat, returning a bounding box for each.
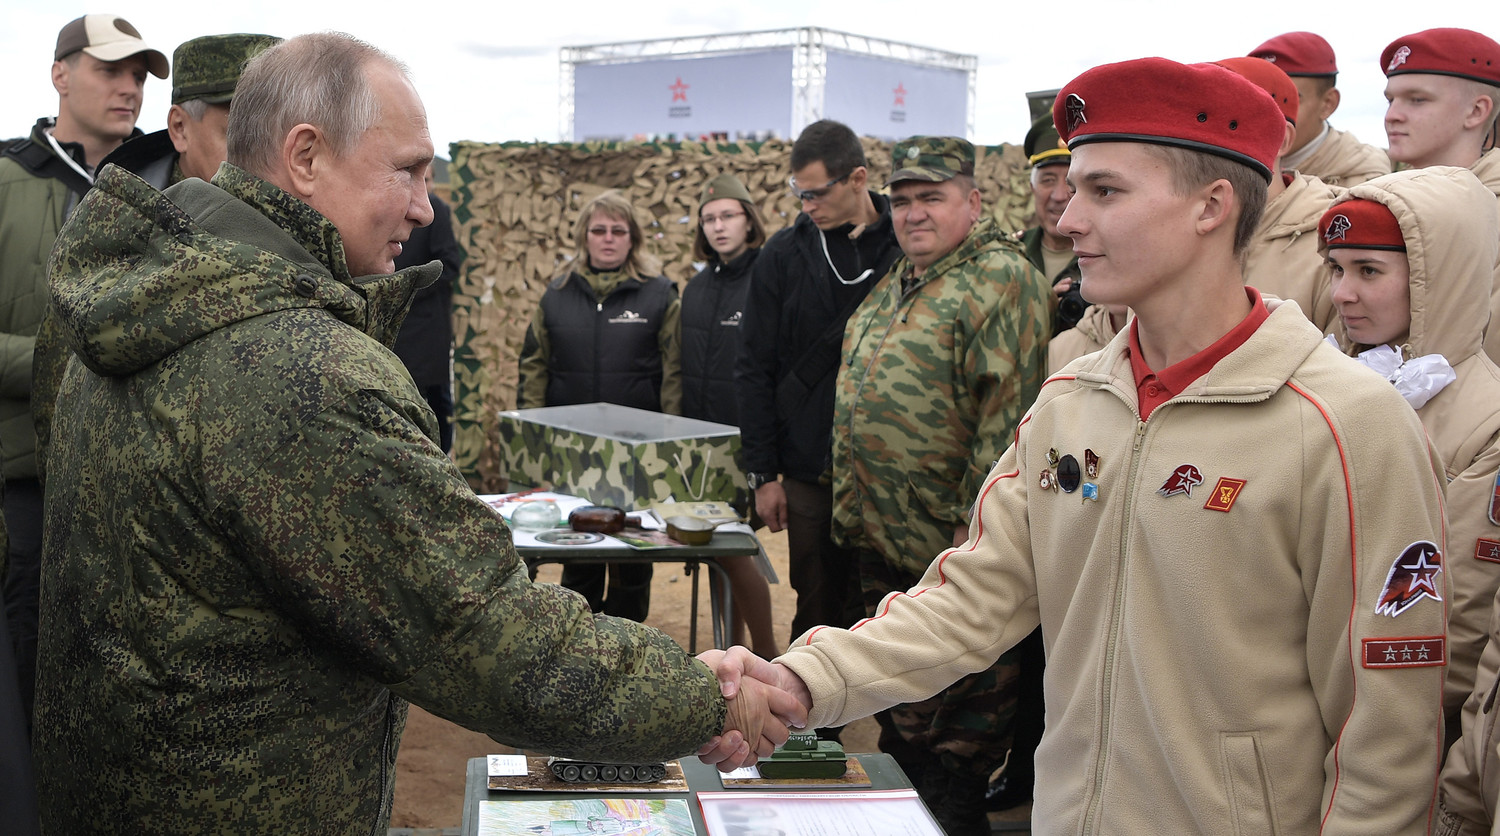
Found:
[171,33,282,104]
[886,136,975,185]
[55,14,168,79]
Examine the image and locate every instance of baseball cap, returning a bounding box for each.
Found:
[55,14,168,79]
[886,136,975,186]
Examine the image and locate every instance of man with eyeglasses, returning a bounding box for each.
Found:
[735,119,901,663]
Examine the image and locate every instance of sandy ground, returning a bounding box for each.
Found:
[388,529,1031,831]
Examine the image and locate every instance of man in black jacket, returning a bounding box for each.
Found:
[393,169,463,452]
[735,120,900,653]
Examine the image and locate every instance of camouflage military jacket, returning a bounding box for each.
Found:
[832,216,1051,577]
[35,164,725,834]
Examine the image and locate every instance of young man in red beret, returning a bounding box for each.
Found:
[1249,31,1391,186]
[1217,56,1345,333]
[1381,28,1500,363]
[700,56,1448,834]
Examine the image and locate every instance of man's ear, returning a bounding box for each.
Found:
[966,184,982,221]
[1464,91,1497,132]
[280,123,322,199]
[166,105,190,154]
[1278,121,1296,157]
[848,165,868,190]
[1319,87,1341,121]
[1195,179,1236,239]
[51,60,70,98]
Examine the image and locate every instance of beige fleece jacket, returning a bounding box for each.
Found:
[781,299,1448,835]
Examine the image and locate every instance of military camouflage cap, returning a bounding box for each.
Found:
[886,137,975,185]
[171,33,282,105]
[699,172,753,212]
[1024,112,1070,168]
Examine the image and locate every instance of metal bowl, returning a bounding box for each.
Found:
[664,515,716,545]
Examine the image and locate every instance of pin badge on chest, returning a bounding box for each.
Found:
[1047,448,1060,468]
[1057,455,1082,493]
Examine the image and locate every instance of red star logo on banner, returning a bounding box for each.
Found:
[893,83,907,107]
[670,77,690,102]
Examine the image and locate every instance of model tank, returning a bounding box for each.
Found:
[547,757,668,784]
[756,733,848,779]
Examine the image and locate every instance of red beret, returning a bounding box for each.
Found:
[1053,57,1285,182]
[1382,28,1500,85]
[1249,32,1337,77]
[1319,199,1405,251]
[1214,57,1299,125]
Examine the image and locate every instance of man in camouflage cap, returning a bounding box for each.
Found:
[828,135,1051,835]
[1018,110,1084,333]
[97,32,281,187]
[32,32,799,833]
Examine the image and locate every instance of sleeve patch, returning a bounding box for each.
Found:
[1476,538,1500,563]
[1362,636,1445,669]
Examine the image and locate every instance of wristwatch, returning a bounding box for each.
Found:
[746,472,778,491]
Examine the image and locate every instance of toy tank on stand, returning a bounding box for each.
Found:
[757,733,848,779]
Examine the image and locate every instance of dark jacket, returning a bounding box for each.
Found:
[94,129,180,190]
[34,164,724,834]
[680,247,758,426]
[517,268,681,413]
[392,192,462,388]
[735,193,899,482]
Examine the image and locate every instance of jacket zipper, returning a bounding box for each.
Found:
[1077,391,1269,833]
[373,694,397,835]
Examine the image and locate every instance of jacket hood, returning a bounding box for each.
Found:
[1259,172,1343,243]
[48,163,439,378]
[1329,166,1498,363]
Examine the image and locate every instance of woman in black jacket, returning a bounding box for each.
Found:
[680,173,779,655]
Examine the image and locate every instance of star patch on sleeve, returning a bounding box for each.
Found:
[1375,540,1444,617]
[1362,636,1445,669]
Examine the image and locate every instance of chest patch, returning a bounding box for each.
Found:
[1157,464,1203,498]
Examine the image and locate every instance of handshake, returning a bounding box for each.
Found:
[695,647,814,771]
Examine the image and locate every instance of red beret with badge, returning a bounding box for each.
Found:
[1249,32,1338,77]
[1214,56,1300,125]
[1382,28,1500,84]
[1318,198,1406,251]
[1052,57,1286,182]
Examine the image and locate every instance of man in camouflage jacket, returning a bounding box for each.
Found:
[830,137,1051,835]
[32,34,791,834]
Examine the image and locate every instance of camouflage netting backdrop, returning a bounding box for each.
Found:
[447,137,1033,491]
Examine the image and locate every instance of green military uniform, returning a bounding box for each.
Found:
[830,137,1052,835]
[34,164,725,833]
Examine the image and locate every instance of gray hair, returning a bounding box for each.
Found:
[177,98,208,122]
[226,32,405,177]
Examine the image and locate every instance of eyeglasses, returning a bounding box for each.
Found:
[788,172,851,203]
[588,225,630,238]
[700,210,745,227]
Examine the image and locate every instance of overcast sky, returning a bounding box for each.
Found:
[3,0,1494,163]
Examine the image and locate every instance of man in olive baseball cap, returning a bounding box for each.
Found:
[98,33,281,187]
[833,134,1051,835]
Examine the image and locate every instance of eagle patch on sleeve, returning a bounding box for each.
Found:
[1375,540,1444,617]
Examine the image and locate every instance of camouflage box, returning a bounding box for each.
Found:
[498,402,745,510]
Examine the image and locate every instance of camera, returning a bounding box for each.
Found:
[1055,279,1089,331]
